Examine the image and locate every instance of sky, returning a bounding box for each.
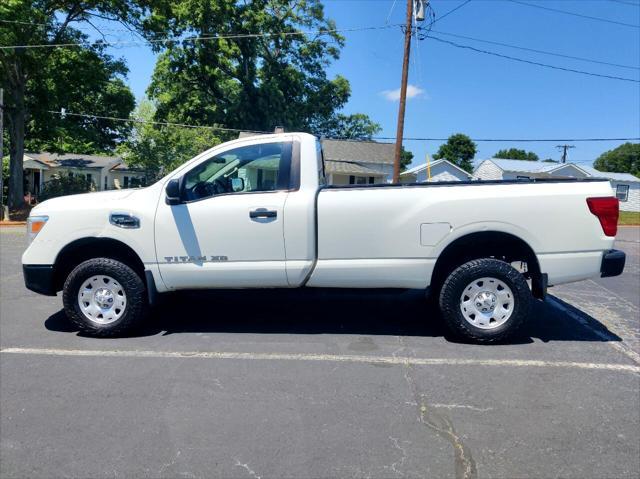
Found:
[78,0,640,170]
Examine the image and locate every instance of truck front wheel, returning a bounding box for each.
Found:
[439,258,531,343]
[62,258,147,337]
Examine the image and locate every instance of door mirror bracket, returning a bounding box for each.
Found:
[165,179,182,205]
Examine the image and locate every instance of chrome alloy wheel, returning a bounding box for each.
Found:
[77,275,127,325]
[459,277,514,330]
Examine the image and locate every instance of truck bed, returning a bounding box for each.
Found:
[307,178,615,289]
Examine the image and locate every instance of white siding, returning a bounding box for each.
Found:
[107,170,146,190]
[473,160,503,180]
[414,163,470,182]
[612,181,640,212]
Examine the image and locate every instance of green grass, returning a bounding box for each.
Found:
[619,211,640,225]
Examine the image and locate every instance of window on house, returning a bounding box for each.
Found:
[317,141,326,186]
[369,177,375,184]
[124,176,129,188]
[86,174,92,185]
[349,175,371,185]
[616,184,629,202]
[104,176,108,190]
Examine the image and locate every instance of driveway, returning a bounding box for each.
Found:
[1,226,638,479]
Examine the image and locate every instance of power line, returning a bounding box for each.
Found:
[380,136,640,142]
[431,29,639,70]
[0,24,399,50]
[47,110,270,134]
[427,35,640,83]
[508,0,640,29]
[427,0,473,27]
[608,0,640,6]
[46,109,640,142]
[610,0,640,5]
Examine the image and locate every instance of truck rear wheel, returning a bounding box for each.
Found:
[439,258,531,343]
[62,258,147,337]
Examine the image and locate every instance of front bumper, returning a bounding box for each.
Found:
[600,249,625,278]
[23,265,57,296]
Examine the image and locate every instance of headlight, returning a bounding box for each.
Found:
[27,216,48,244]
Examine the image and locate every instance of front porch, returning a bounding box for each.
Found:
[23,158,48,204]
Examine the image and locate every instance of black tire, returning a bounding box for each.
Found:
[62,258,148,337]
[438,258,531,343]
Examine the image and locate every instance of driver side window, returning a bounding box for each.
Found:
[183,141,292,202]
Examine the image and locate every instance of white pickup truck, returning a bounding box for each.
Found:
[22,133,625,342]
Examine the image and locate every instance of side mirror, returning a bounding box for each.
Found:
[231,177,245,193]
[165,179,182,205]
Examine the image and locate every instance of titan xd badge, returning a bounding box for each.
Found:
[164,256,228,263]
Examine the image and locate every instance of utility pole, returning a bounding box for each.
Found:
[392,0,414,183]
[556,144,575,163]
[0,88,4,221]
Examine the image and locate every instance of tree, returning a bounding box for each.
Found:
[400,147,413,172]
[0,1,141,217]
[593,143,640,177]
[494,148,539,162]
[118,100,223,180]
[542,158,557,163]
[145,0,378,135]
[314,113,381,140]
[433,134,477,173]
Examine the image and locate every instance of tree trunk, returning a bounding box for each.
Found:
[7,77,26,217]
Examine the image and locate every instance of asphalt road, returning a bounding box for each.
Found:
[1,226,639,479]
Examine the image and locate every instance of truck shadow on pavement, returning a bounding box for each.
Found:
[44,289,623,345]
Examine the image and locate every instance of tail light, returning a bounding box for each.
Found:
[586,197,618,237]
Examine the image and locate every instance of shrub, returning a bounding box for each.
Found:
[39,174,93,201]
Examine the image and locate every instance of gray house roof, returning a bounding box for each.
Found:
[24,152,141,171]
[320,139,394,164]
[477,158,640,183]
[25,152,121,169]
[325,160,387,176]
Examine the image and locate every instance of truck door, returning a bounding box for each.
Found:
[154,140,294,289]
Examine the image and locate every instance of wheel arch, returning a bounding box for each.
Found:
[430,231,544,298]
[53,237,146,292]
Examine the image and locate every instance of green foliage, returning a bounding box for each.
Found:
[593,143,640,177]
[315,114,381,140]
[543,158,557,163]
[0,2,138,152]
[433,134,477,173]
[144,0,376,134]
[400,147,414,172]
[493,148,539,162]
[118,100,223,179]
[39,173,93,201]
[1,1,142,214]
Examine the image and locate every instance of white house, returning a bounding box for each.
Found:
[22,152,147,199]
[399,159,472,183]
[473,158,639,212]
[319,139,394,185]
[238,132,396,185]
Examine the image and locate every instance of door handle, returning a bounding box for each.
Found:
[249,209,277,219]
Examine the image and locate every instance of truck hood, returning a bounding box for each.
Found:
[30,189,141,215]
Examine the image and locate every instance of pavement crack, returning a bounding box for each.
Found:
[234,459,262,479]
[158,449,181,476]
[387,435,410,476]
[430,404,493,412]
[396,336,477,479]
[419,401,477,479]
